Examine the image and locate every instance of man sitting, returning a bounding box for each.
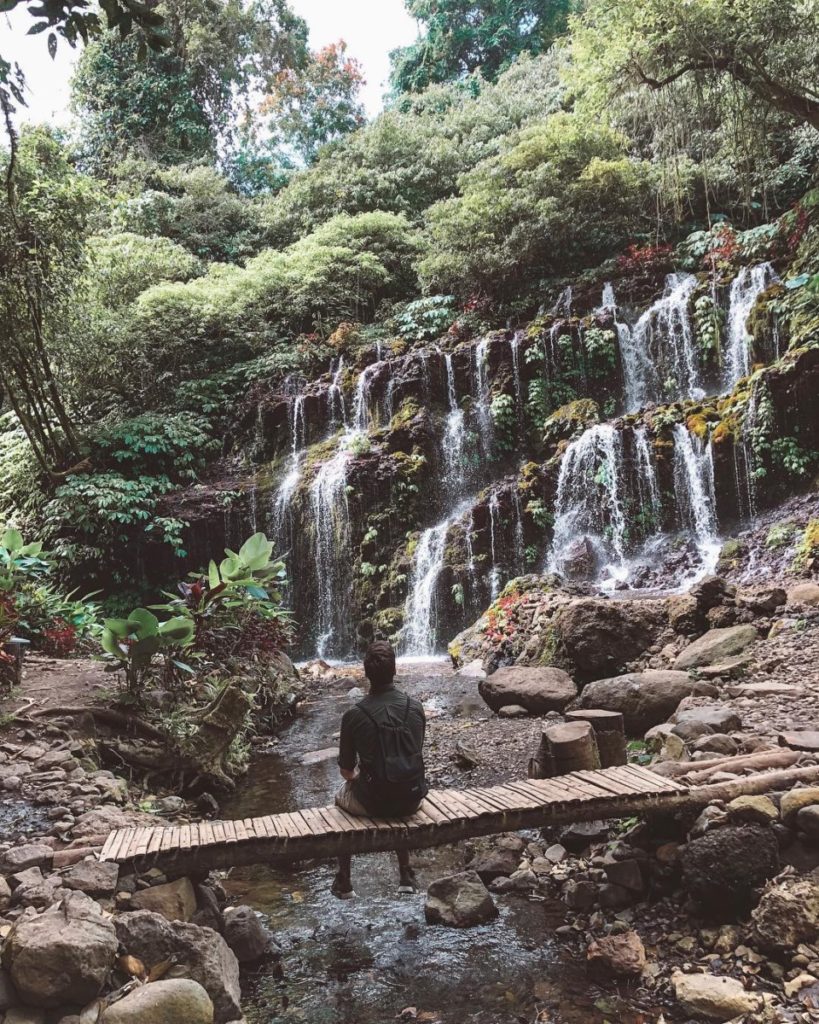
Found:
[333,640,428,898]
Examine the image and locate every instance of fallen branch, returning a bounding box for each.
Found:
[650,748,800,781]
[30,705,168,742]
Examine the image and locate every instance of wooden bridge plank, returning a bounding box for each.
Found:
[300,807,328,836]
[424,791,466,822]
[617,765,685,793]
[242,818,257,838]
[490,784,542,810]
[601,765,664,794]
[460,789,510,814]
[458,789,508,816]
[505,780,574,806]
[102,829,128,863]
[222,821,238,844]
[568,771,634,798]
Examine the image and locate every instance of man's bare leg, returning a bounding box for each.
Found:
[397,849,418,893]
[332,853,355,899]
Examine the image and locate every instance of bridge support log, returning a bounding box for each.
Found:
[531,720,601,778]
[566,710,627,768]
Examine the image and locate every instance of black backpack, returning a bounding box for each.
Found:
[359,695,428,816]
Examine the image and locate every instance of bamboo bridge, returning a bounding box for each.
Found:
[99,761,819,874]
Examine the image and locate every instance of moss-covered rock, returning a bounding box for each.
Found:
[543,399,599,448]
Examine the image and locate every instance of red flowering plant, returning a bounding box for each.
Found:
[483,591,525,646]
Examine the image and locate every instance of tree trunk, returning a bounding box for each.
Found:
[565,709,627,767]
[651,748,800,781]
[531,720,601,778]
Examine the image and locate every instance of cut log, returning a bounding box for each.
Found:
[651,748,800,781]
[566,709,627,767]
[535,720,601,778]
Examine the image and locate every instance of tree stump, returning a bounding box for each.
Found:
[530,720,601,778]
[565,709,627,767]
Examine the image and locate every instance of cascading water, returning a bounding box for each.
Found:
[489,493,501,601]
[671,423,719,579]
[271,392,306,543]
[402,517,451,656]
[622,274,700,410]
[550,424,628,578]
[509,330,524,422]
[443,353,466,489]
[473,338,493,452]
[633,425,662,536]
[724,263,779,388]
[328,357,346,427]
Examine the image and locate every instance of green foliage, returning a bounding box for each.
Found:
[526,498,552,530]
[70,0,310,171]
[389,0,572,94]
[490,392,517,451]
[770,437,818,478]
[390,295,458,341]
[101,606,194,696]
[451,581,465,607]
[582,327,617,377]
[419,113,655,299]
[765,522,798,549]
[93,414,218,481]
[87,232,202,309]
[262,41,366,164]
[694,292,725,362]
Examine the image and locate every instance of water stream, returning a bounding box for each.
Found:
[220,663,641,1024]
[724,262,778,388]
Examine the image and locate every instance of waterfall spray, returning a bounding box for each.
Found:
[724,263,779,388]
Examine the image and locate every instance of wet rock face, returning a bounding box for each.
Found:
[578,670,715,735]
[681,825,780,917]
[478,666,577,715]
[424,870,498,928]
[3,891,118,1008]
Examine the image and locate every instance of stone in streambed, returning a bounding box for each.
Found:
[672,972,766,1020]
[114,911,241,1023]
[797,805,819,841]
[478,667,576,715]
[726,795,778,826]
[222,906,268,963]
[587,930,646,978]
[424,871,498,928]
[131,877,197,922]
[100,979,214,1024]
[673,624,758,670]
[2,891,117,1008]
[551,598,666,681]
[779,731,819,753]
[61,858,119,897]
[578,670,715,733]
[0,845,53,875]
[470,837,525,883]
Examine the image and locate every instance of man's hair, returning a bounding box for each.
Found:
[363,640,396,690]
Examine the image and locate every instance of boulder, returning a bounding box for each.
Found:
[552,598,665,682]
[562,537,597,580]
[0,966,16,1010]
[681,825,779,916]
[797,805,819,841]
[752,872,819,952]
[478,667,576,715]
[470,840,525,884]
[3,891,117,1008]
[100,979,214,1024]
[5,1010,46,1024]
[671,705,742,742]
[787,582,819,607]
[781,787,819,824]
[725,795,778,826]
[578,671,715,734]
[61,858,119,897]
[114,911,241,1023]
[564,879,599,910]
[457,659,487,681]
[672,972,766,1020]
[586,931,646,979]
[673,625,757,670]
[0,845,53,876]
[424,871,498,928]
[560,820,608,853]
[740,587,785,615]
[222,906,268,963]
[667,594,699,634]
[131,877,197,922]
[779,730,819,753]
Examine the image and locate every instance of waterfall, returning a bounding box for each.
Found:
[272,393,305,542]
[624,274,700,410]
[553,286,573,317]
[309,365,373,656]
[550,424,628,575]
[328,357,346,427]
[633,426,662,537]
[600,282,615,310]
[489,493,501,600]
[510,330,524,422]
[513,486,525,571]
[402,517,451,656]
[444,353,466,488]
[672,424,718,546]
[473,338,493,451]
[724,263,778,388]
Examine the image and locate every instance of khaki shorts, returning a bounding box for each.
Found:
[334,781,423,819]
[335,780,371,816]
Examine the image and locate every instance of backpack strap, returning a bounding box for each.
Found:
[402,693,411,722]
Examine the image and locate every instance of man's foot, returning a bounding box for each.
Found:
[331,873,356,900]
[398,869,419,894]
